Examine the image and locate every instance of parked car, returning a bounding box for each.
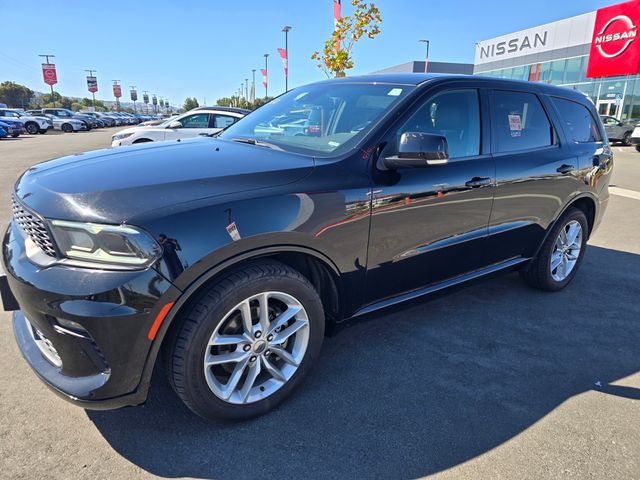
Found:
[1,74,612,420]
[0,108,53,135]
[628,122,640,151]
[41,108,92,131]
[0,117,25,137]
[600,115,637,145]
[0,120,12,138]
[40,113,86,132]
[111,107,248,146]
[93,112,118,127]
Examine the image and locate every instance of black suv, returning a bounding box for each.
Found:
[1,74,612,420]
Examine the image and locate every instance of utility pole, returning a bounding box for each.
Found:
[85,69,97,109]
[39,54,56,106]
[264,53,269,99]
[419,39,430,73]
[245,78,249,100]
[282,26,291,92]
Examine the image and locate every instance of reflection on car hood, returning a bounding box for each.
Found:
[15,137,315,224]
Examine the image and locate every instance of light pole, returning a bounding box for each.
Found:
[130,85,137,113]
[112,80,120,111]
[39,54,56,106]
[245,78,249,100]
[282,26,291,92]
[419,39,430,73]
[251,69,256,104]
[264,53,269,99]
[85,69,97,108]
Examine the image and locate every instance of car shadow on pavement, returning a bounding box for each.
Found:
[87,245,640,479]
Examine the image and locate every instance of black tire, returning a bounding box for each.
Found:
[11,133,19,138]
[635,145,640,153]
[133,138,153,144]
[25,122,39,135]
[165,260,325,420]
[520,207,588,291]
[62,123,73,133]
[622,131,632,146]
[38,129,47,134]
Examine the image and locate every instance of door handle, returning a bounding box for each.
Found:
[465,176,492,188]
[556,164,575,174]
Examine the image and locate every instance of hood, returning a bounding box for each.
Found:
[14,137,314,224]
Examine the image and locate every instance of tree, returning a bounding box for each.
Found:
[311,0,382,78]
[0,81,34,108]
[216,96,273,110]
[183,97,199,111]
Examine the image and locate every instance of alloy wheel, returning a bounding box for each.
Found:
[203,291,310,404]
[550,220,582,282]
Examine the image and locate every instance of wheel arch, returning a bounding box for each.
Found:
[531,193,597,261]
[135,245,344,401]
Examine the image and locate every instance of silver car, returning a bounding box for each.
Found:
[601,116,637,146]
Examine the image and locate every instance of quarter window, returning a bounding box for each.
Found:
[552,97,602,143]
[212,115,236,129]
[398,89,481,158]
[492,90,553,153]
[179,113,210,128]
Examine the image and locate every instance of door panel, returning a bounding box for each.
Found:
[365,87,495,304]
[366,158,495,302]
[484,90,582,264]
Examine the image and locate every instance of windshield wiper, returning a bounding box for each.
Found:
[231,137,280,149]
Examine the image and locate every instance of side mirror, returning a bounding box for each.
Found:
[384,132,449,169]
[617,121,623,127]
[168,120,182,129]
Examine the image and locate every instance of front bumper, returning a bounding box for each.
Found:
[2,221,180,408]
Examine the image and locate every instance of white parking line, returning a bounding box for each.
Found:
[610,186,640,201]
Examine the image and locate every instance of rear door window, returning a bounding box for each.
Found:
[179,113,210,128]
[492,90,554,153]
[552,97,602,143]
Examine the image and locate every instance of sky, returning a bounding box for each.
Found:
[0,0,624,107]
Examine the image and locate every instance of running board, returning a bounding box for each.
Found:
[351,257,530,318]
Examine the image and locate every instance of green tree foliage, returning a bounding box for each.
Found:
[311,0,382,77]
[183,97,200,111]
[216,96,273,110]
[0,81,34,108]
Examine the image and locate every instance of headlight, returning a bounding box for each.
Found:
[49,220,161,268]
[112,132,134,141]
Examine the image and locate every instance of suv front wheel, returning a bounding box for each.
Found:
[165,260,325,420]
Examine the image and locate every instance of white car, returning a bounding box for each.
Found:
[111,107,249,147]
[41,114,86,133]
[0,108,52,135]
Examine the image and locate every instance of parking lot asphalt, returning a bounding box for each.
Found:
[0,134,639,480]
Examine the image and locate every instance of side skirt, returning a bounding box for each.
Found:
[350,257,530,319]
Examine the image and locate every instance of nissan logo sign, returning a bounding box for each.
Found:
[594,14,637,58]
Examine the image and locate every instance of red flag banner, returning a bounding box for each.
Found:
[261,68,268,88]
[42,64,57,86]
[113,84,122,98]
[277,48,288,77]
[87,76,98,93]
[334,0,341,51]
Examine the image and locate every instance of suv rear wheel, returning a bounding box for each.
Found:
[521,207,588,291]
[165,260,325,420]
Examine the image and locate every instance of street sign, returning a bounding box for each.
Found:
[143,93,149,104]
[42,64,57,86]
[113,84,122,98]
[87,76,98,93]
[152,95,157,106]
[130,89,138,101]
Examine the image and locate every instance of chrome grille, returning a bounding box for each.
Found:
[11,194,57,257]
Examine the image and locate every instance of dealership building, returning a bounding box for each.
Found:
[474,0,640,120]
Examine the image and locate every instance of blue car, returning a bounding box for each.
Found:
[0,121,9,139]
[0,119,23,138]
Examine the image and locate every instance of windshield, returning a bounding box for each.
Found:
[219,82,413,156]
